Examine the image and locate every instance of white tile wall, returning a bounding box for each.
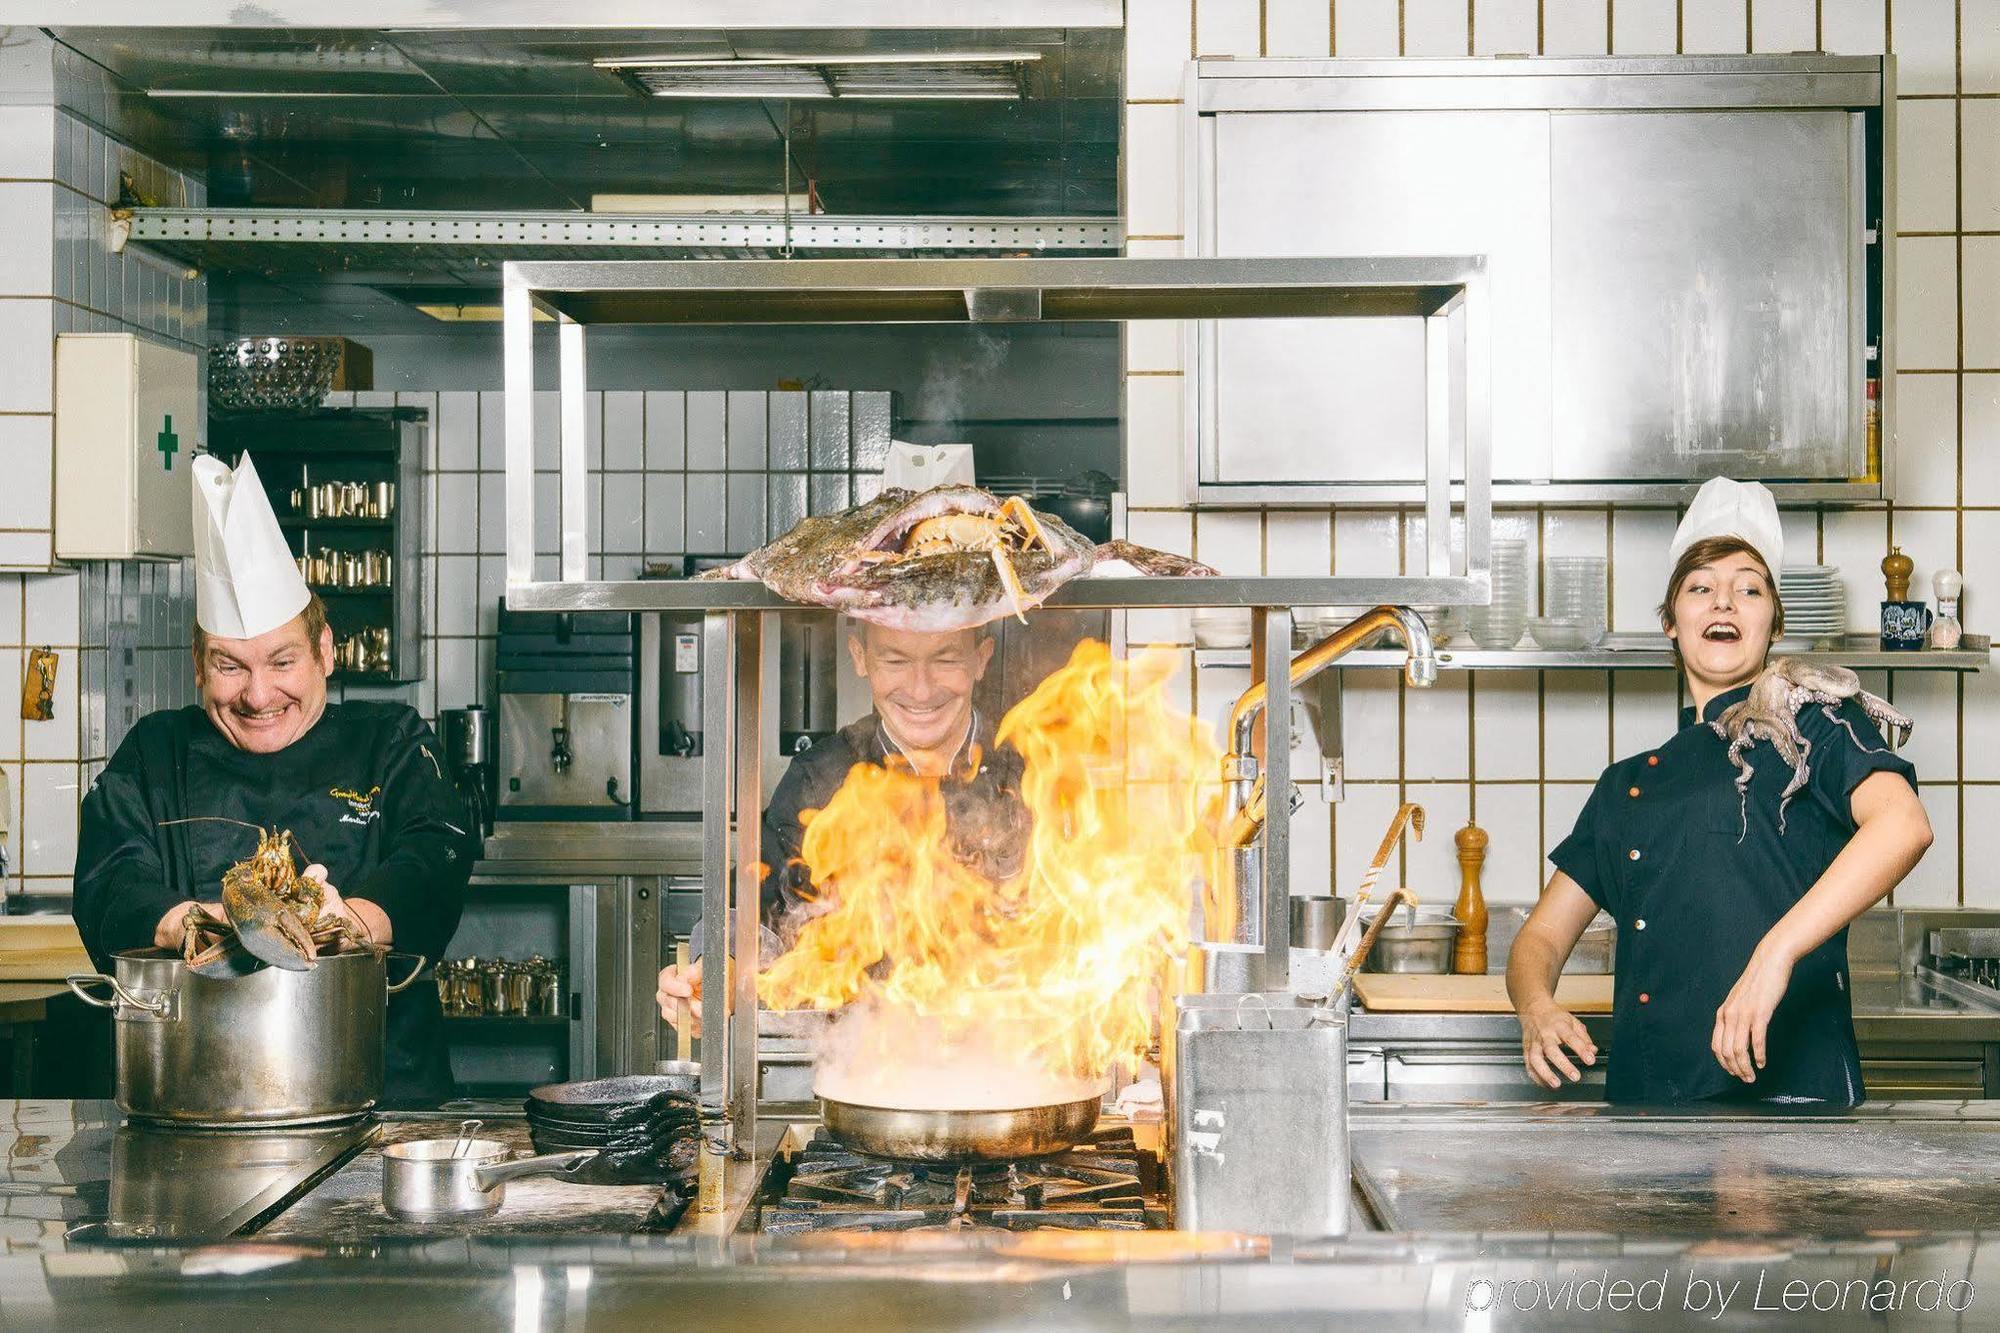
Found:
[1334,0,1402,57]
[1130,0,1995,908]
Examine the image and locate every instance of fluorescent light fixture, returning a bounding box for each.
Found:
[412,303,553,323]
[596,50,1037,101]
[590,193,800,213]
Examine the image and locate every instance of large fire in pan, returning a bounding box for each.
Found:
[758,640,1222,1095]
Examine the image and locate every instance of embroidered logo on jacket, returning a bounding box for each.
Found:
[331,785,383,826]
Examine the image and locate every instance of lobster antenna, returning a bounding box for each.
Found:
[157,816,264,833]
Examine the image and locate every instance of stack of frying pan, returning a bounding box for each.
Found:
[524,1075,702,1190]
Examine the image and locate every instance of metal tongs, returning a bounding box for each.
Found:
[450,1118,483,1160]
[1320,802,1426,1005]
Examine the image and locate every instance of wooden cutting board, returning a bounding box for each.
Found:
[1352,972,1615,1014]
[0,918,92,981]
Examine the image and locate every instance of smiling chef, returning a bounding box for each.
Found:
[73,452,475,1104]
[1507,478,1933,1105]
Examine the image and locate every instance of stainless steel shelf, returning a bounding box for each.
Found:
[1193,633,1992,672]
[508,253,1481,325]
[503,575,1495,613]
[125,208,1123,276]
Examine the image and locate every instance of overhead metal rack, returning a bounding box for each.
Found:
[122,208,1123,276]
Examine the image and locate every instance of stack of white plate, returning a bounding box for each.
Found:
[1780,565,1846,640]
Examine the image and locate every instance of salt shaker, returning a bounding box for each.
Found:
[1931,570,1964,650]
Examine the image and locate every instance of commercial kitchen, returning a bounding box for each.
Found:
[0,3,1998,1328]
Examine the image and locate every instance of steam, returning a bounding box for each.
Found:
[811,998,1107,1111]
[912,329,1010,437]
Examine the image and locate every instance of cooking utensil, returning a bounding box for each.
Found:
[68,948,427,1127]
[527,1075,699,1127]
[1328,886,1420,1003]
[1326,803,1424,965]
[380,1138,598,1221]
[819,1094,1102,1162]
[450,1119,482,1160]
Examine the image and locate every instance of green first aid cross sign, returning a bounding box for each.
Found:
[156,415,178,469]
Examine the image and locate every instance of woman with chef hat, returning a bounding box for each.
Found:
[1507,478,1933,1104]
[74,453,475,1104]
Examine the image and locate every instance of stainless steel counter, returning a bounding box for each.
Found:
[1351,1100,2000,1235]
[470,820,702,881]
[11,1099,2000,1329]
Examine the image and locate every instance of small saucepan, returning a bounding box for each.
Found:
[381,1137,598,1221]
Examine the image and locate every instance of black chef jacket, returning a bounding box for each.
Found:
[1551,683,1917,1105]
[73,702,475,1105]
[758,711,1027,943]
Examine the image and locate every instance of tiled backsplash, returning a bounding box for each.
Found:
[321,388,891,726]
[0,32,208,904]
[1125,0,2000,907]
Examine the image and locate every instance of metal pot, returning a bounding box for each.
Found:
[68,947,427,1127]
[381,1137,598,1221]
[818,1095,1102,1162]
[1358,910,1462,974]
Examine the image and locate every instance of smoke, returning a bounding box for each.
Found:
[912,328,1011,438]
[811,997,1106,1111]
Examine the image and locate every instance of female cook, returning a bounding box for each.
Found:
[1507,478,1932,1104]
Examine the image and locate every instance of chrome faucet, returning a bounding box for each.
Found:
[1220,605,1436,850]
[1203,606,1436,959]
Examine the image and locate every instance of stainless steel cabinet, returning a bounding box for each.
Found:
[1189,56,1889,504]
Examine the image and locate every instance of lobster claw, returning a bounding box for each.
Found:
[231,906,320,973]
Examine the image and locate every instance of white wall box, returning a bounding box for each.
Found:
[54,333,197,560]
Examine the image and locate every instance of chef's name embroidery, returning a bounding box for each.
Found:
[331,785,383,826]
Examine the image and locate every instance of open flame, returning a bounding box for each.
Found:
[758,640,1221,1097]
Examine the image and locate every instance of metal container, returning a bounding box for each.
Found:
[67,948,426,1127]
[1358,909,1462,974]
[1170,992,1348,1234]
[1290,896,1345,951]
[380,1138,596,1221]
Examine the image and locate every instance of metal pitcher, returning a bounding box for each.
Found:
[1169,992,1350,1235]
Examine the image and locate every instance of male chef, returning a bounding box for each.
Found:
[74,453,475,1104]
[655,619,1027,1031]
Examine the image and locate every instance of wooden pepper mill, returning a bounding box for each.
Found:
[1453,820,1489,975]
[1883,545,1914,601]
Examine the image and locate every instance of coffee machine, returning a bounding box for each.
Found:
[638,609,839,816]
[495,604,636,819]
[439,704,494,839]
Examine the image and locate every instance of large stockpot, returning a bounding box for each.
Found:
[68,947,427,1127]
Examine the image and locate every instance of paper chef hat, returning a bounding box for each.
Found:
[1668,477,1784,584]
[192,452,311,640]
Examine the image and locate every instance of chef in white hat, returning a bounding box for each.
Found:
[1507,477,1932,1107]
[74,452,475,1104]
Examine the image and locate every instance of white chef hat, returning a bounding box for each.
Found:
[192,452,311,640]
[1668,477,1784,584]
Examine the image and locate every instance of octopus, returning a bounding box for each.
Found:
[1708,658,1913,839]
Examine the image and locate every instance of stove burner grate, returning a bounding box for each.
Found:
[757,1126,1164,1234]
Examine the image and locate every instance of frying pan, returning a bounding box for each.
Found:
[526,1075,696,1127]
[819,1095,1102,1162]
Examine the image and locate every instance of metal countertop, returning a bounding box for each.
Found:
[9,1099,2000,1329]
[1350,1099,2000,1235]
[1349,968,2000,1045]
[469,821,702,880]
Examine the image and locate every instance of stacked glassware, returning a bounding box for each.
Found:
[1468,540,1530,650]
[1533,555,1609,649]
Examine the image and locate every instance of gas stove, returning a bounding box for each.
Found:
[751,1126,1168,1234]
